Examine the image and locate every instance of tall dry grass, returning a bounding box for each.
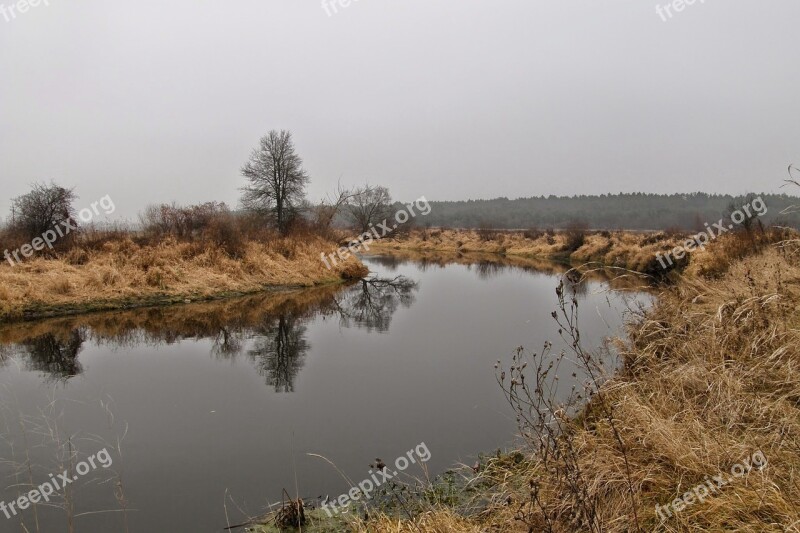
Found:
[373,226,787,279]
[0,234,367,322]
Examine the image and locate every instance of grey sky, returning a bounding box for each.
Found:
[1,0,799,220]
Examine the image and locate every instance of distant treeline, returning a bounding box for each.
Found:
[402,193,800,231]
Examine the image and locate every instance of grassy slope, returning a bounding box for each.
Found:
[0,235,367,323]
[353,237,800,532]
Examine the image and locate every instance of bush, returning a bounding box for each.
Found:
[477,223,498,242]
[139,201,232,240]
[205,213,246,259]
[640,232,670,246]
[562,221,589,253]
[9,182,78,252]
[523,228,543,240]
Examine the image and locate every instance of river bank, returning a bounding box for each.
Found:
[0,235,367,323]
[370,228,712,277]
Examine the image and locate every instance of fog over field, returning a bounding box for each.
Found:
[1,0,799,219]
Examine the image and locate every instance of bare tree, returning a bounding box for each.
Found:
[346,185,392,233]
[309,180,354,231]
[241,130,309,234]
[10,181,78,242]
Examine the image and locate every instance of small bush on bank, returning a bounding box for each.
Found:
[523,227,543,240]
[562,221,589,253]
[476,224,498,242]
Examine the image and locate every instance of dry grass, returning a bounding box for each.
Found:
[372,228,691,275]
[373,228,786,279]
[0,235,368,322]
[359,237,800,532]
[355,509,484,533]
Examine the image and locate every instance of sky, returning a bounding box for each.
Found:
[1,0,799,220]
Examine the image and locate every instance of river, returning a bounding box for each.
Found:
[0,251,650,532]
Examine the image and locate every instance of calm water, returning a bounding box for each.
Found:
[0,252,648,532]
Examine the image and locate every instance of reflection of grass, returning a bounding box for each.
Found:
[364,248,652,292]
[356,234,800,531]
[0,283,350,346]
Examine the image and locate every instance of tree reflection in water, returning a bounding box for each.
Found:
[248,315,309,393]
[331,276,418,333]
[248,276,417,391]
[21,330,85,380]
[0,276,418,392]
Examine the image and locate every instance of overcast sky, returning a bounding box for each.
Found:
[1,0,799,220]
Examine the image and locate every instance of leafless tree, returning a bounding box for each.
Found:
[309,180,355,231]
[10,181,78,242]
[346,184,392,233]
[241,130,310,234]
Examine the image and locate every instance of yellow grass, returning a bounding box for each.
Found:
[0,235,368,322]
[372,228,693,274]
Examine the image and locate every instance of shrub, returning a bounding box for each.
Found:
[477,224,498,242]
[10,182,78,248]
[205,213,246,259]
[139,201,232,240]
[562,221,589,253]
[640,232,669,246]
[523,228,544,240]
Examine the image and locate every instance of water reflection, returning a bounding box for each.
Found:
[363,249,650,290]
[0,251,647,389]
[249,315,309,392]
[0,276,419,389]
[21,330,85,380]
[332,276,418,332]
